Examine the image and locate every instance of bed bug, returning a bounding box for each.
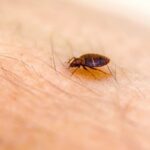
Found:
[68,53,110,76]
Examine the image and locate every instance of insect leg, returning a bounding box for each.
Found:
[106,65,118,83]
[88,67,109,75]
[83,66,97,79]
[71,67,79,76]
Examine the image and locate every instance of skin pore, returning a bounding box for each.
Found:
[0,0,150,150]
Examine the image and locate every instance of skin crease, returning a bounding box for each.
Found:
[0,0,150,150]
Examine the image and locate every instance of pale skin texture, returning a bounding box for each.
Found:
[0,0,150,150]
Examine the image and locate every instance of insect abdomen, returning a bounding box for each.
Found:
[84,57,95,67]
[84,57,105,67]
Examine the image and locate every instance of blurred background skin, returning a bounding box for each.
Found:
[75,0,150,25]
[0,0,150,150]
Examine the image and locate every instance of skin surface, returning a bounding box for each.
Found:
[0,0,150,150]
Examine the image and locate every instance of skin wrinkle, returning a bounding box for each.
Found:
[0,53,75,98]
[0,53,110,114]
[0,57,75,100]
[0,0,149,150]
[0,67,43,99]
[0,56,72,106]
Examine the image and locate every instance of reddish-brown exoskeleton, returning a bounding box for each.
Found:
[68,53,110,76]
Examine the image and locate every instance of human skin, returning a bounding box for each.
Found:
[0,0,150,150]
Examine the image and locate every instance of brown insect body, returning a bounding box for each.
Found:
[69,53,110,68]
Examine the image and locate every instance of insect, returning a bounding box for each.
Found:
[68,53,110,76]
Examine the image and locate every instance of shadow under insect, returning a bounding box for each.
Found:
[70,67,111,80]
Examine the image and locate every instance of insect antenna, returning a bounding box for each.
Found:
[67,57,75,64]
